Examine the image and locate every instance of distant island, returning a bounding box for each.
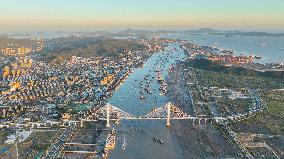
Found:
[183,28,284,37]
[2,28,284,39]
[115,28,284,37]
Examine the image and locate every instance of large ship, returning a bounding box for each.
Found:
[102,128,116,158]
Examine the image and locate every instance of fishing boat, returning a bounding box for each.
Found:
[159,92,165,96]
[152,137,164,144]
[156,76,163,83]
[254,55,262,59]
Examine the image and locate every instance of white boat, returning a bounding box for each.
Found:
[121,135,126,150]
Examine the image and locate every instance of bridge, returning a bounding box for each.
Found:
[80,89,264,128]
[0,90,263,130]
[80,102,228,128]
[0,88,263,130]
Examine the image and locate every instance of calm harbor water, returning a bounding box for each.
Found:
[107,43,186,159]
[162,33,284,64]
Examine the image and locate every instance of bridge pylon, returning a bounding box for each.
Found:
[80,119,84,127]
[106,103,110,128]
[166,102,171,128]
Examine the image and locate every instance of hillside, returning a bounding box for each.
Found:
[0,36,35,48]
[187,58,284,80]
[43,39,145,61]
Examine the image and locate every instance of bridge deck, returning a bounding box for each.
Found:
[64,143,101,146]
[63,150,98,154]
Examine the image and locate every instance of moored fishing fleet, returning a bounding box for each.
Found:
[136,44,183,101]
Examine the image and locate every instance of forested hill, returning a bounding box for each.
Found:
[186,58,284,80]
[44,39,145,61]
[0,36,35,48]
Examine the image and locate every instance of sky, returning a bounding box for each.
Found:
[0,0,284,32]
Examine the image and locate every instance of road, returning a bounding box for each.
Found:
[45,124,76,159]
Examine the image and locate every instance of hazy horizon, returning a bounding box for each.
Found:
[1,0,284,33]
[1,27,284,35]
